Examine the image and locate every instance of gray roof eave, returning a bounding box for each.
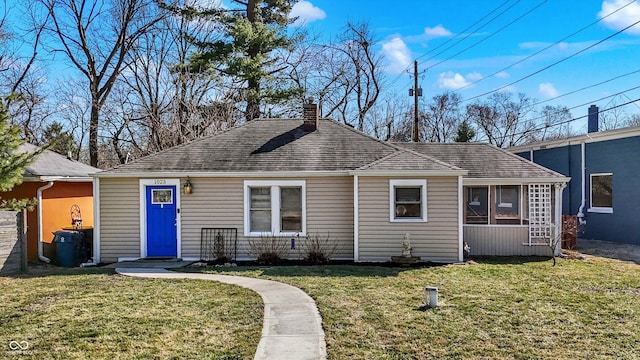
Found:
[463,177,571,185]
[349,169,467,177]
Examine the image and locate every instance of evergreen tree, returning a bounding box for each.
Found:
[0,98,40,192]
[170,0,301,121]
[454,120,476,143]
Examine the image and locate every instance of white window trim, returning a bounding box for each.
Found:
[244,180,306,236]
[389,179,427,222]
[588,173,613,214]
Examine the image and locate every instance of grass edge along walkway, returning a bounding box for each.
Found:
[115,268,327,360]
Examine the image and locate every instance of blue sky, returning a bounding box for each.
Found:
[291,0,640,129]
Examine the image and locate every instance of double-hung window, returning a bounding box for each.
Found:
[389,179,427,222]
[589,173,613,213]
[244,180,306,236]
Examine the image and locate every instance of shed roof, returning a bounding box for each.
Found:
[20,143,99,180]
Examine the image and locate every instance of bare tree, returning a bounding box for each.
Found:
[39,0,164,167]
[0,1,52,143]
[533,105,574,142]
[422,91,462,142]
[466,92,536,148]
[301,21,383,131]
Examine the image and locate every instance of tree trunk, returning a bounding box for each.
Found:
[89,99,100,168]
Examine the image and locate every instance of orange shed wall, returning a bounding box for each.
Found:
[0,181,94,261]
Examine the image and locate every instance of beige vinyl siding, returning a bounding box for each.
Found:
[464,225,553,256]
[306,177,353,259]
[358,176,459,262]
[180,178,244,259]
[99,178,140,262]
[181,176,354,260]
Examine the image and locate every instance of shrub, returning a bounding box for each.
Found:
[302,232,339,264]
[247,233,289,264]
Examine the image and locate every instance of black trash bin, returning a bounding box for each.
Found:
[53,231,83,267]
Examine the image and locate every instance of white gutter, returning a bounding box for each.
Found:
[577,142,587,225]
[37,181,54,263]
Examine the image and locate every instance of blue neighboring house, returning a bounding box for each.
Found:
[509,105,640,246]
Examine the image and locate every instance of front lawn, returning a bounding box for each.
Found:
[0,266,262,360]
[191,257,640,359]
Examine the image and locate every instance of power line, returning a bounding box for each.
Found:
[414,0,517,65]
[464,18,640,103]
[531,68,640,108]
[524,83,640,125]
[474,97,640,143]
[457,0,638,92]
[423,0,548,70]
[384,0,516,90]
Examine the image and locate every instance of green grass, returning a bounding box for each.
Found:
[188,257,640,360]
[0,266,262,360]
[3,257,639,359]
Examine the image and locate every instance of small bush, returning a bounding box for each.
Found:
[247,234,289,264]
[302,232,339,264]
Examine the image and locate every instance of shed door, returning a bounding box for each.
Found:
[146,186,177,257]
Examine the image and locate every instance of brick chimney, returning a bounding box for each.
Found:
[588,105,599,133]
[303,98,318,131]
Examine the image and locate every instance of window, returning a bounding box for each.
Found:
[389,180,427,222]
[280,187,302,231]
[495,185,520,224]
[244,180,306,236]
[249,187,271,232]
[151,189,173,204]
[589,173,613,213]
[465,187,488,224]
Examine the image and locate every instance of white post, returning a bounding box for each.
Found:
[425,287,439,308]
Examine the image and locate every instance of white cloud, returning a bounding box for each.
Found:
[558,42,569,51]
[290,1,326,26]
[466,72,483,81]
[382,36,412,74]
[496,71,509,79]
[438,72,470,90]
[599,0,640,35]
[539,82,559,98]
[424,25,452,37]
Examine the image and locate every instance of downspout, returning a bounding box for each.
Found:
[37,181,54,263]
[576,142,586,225]
[353,175,359,262]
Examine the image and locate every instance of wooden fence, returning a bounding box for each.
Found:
[562,215,578,249]
[0,210,27,275]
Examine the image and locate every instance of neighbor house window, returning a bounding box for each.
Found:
[465,186,488,224]
[589,173,613,213]
[244,180,306,236]
[389,180,427,222]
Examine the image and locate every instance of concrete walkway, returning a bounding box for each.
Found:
[115,268,326,360]
[577,239,640,264]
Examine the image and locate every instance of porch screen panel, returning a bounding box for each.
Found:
[527,184,553,245]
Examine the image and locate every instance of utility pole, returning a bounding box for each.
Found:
[410,60,422,142]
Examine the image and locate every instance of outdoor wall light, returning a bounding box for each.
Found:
[184,178,193,194]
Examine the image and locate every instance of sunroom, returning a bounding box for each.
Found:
[462,182,565,256]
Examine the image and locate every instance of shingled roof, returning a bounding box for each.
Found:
[395,142,567,179]
[99,118,463,175]
[20,143,99,180]
[96,118,566,181]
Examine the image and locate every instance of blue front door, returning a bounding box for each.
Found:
[146,185,177,257]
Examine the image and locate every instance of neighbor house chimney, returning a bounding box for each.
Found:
[303,98,318,131]
[588,105,599,133]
